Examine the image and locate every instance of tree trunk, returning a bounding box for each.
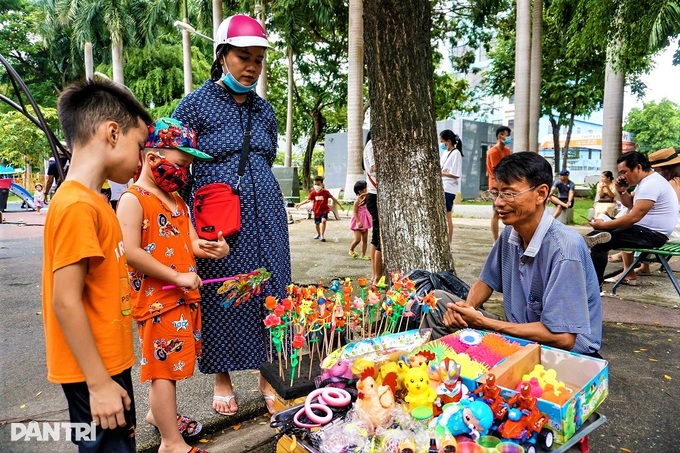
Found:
[111,41,124,85]
[212,0,223,55]
[549,116,561,173]
[528,0,542,153]
[601,51,624,173]
[255,2,268,99]
[284,46,294,168]
[303,109,326,191]
[84,42,93,81]
[562,109,576,171]
[364,0,455,275]
[182,7,193,95]
[514,0,532,152]
[345,0,364,199]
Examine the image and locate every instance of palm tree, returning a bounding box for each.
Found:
[528,0,543,153]
[68,0,137,86]
[514,0,531,152]
[345,0,364,197]
[649,1,680,50]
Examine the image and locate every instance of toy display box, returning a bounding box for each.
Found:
[480,343,608,444]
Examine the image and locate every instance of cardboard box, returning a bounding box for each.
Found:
[479,343,608,444]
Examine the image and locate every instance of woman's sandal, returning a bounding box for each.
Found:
[260,391,276,415]
[187,447,208,453]
[213,395,237,416]
[349,250,359,258]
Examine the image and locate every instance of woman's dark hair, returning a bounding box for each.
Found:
[602,170,614,181]
[210,44,234,81]
[439,129,464,157]
[365,131,371,145]
[617,151,651,172]
[494,152,553,190]
[657,163,680,181]
[353,180,367,195]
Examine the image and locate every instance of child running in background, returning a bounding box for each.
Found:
[116,118,229,453]
[349,180,372,259]
[295,175,342,242]
[42,79,152,453]
[33,183,45,214]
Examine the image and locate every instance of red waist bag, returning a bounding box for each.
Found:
[193,183,240,240]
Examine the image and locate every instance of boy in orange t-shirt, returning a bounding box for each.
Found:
[42,80,152,452]
[116,118,228,453]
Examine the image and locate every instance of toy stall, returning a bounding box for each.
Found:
[259,274,607,453]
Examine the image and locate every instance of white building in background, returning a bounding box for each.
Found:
[446,44,635,185]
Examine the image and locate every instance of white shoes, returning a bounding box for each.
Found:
[585,232,612,248]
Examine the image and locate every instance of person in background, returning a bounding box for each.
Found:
[44,154,69,202]
[593,171,618,219]
[422,152,602,357]
[33,183,45,214]
[117,118,228,453]
[296,175,342,242]
[363,132,383,285]
[348,180,372,260]
[619,148,680,276]
[588,151,678,287]
[439,129,463,245]
[486,126,512,241]
[172,14,291,416]
[109,180,130,211]
[42,78,152,452]
[549,169,575,220]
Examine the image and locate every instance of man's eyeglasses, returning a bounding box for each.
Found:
[487,186,536,202]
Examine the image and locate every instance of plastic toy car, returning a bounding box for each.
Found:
[496,382,554,453]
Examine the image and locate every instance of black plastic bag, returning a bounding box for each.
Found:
[407,269,470,300]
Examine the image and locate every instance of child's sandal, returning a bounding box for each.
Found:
[349,250,359,258]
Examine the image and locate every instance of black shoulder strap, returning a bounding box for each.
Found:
[234,97,253,194]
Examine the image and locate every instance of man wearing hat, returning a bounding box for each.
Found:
[549,169,575,220]
[588,151,679,286]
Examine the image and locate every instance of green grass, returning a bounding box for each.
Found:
[460,197,593,226]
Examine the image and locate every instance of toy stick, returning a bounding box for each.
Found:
[161,276,232,290]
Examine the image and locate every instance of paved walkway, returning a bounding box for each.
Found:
[1,202,678,452]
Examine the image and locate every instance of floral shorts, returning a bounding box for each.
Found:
[137,302,201,382]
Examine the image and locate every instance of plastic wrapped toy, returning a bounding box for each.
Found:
[356,366,398,431]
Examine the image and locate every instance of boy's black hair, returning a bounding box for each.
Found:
[617,151,652,172]
[314,176,324,183]
[57,79,152,151]
[495,126,512,139]
[353,180,367,195]
[494,152,553,190]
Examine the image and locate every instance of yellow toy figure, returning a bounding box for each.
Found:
[403,362,437,412]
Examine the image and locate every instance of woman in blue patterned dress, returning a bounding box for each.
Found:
[173,14,290,416]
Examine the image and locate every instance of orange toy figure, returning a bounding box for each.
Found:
[473,374,507,421]
[403,362,437,412]
[356,367,398,432]
[506,382,545,431]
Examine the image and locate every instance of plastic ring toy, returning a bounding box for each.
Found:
[293,388,351,428]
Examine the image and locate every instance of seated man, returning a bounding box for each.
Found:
[549,169,575,219]
[588,151,678,286]
[422,152,602,357]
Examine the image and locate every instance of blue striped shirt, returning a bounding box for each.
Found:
[480,211,602,354]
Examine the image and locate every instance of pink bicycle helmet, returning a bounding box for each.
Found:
[215,14,272,49]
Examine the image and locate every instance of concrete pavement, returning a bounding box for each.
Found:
[1,202,678,452]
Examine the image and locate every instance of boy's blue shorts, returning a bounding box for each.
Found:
[314,213,329,224]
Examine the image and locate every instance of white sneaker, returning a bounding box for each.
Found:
[585,232,611,248]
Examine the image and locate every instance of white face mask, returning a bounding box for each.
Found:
[313,185,322,191]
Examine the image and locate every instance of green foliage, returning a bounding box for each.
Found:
[0,107,60,168]
[624,99,680,153]
[433,72,477,119]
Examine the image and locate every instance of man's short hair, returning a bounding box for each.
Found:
[314,176,324,183]
[494,152,553,190]
[495,126,512,139]
[57,79,152,151]
[617,151,651,172]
